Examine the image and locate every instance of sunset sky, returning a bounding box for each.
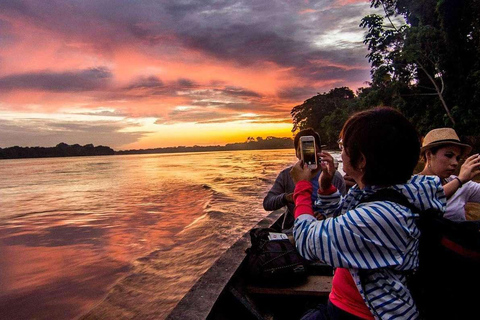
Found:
[0,0,381,150]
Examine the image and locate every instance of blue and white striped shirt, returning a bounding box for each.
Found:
[294,175,446,319]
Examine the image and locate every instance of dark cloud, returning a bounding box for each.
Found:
[167,1,373,71]
[125,76,164,90]
[177,78,196,87]
[162,101,277,124]
[216,102,257,111]
[277,86,320,101]
[181,24,300,66]
[248,118,293,125]
[125,76,197,91]
[75,110,131,117]
[119,68,367,108]
[47,121,142,133]
[158,109,232,124]
[0,68,112,92]
[220,86,261,98]
[193,116,293,125]
[185,86,262,101]
[0,118,148,149]
[0,18,13,34]
[119,77,265,110]
[161,97,287,124]
[122,77,199,97]
[0,0,29,13]
[1,1,374,75]
[189,99,284,114]
[302,65,370,82]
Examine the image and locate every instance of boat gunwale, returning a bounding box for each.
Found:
[166,210,284,320]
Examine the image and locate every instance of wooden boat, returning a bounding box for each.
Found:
[166,210,333,320]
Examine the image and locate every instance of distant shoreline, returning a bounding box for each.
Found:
[0,137,296,160]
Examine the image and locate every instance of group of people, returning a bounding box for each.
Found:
[263,107,480,320]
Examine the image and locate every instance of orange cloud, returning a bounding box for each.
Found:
[0,0,374,148]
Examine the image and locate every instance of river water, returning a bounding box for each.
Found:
[0,149,342,319]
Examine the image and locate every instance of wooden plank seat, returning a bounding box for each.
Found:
[246,275,333,297]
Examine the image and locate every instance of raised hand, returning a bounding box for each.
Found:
[458,154,480,183]
[318,151,336,192]
[290,160,321,184]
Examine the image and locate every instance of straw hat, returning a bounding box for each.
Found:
[421,128,472,156]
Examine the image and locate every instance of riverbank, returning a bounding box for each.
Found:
[0,137,295,160]
[0,143,114,159]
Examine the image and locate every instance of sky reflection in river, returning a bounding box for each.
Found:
[0,150,342,319]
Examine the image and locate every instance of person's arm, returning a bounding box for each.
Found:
[293,201,409,268]
[332,171,347,196]
[291,153,342,217]
[292,161,413,266]
[464,180,480,203]
[263,169,292,211]
[444,154,480,198]
[443,178,463,199]
[293,180,315,218]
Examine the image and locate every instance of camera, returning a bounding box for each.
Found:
[300,136,317,169]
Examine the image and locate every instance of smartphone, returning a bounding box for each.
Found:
[300,136,317,169]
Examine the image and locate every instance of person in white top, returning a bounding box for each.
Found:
[419,127,480,221]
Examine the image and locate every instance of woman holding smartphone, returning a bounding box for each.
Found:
[419,127,480,221]
[290,107,445,319]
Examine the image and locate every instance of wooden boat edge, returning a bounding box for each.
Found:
[166,210,284,320]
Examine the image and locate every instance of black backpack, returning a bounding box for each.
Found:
[359,189,480,320]
[245,227,307,286]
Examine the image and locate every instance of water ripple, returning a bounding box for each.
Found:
[0,149,343,319]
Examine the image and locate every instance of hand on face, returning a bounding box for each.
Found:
[458,154,480,183]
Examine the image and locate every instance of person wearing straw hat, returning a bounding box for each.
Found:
[419,127,480,221]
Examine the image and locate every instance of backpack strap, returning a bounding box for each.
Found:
[359,188,444,221]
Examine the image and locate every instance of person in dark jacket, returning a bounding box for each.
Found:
[263,128,346,232]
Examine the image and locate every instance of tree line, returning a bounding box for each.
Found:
[116,136,294,155]
[292,0,480,150]
[2,137,295,159]
[0,143,115,159]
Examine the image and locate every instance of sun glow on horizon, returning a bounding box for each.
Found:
[118,120,294,150]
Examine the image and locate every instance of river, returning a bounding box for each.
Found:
[0,149,342,319]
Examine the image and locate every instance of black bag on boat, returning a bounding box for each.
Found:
[359,189,480,320]
[245,227,307,286]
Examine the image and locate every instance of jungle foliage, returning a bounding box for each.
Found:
[291,0,480,148]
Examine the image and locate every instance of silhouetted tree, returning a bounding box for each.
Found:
[291,87,360,147]
[360,0,480,139]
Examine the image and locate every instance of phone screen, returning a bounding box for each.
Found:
[302,140,316,165]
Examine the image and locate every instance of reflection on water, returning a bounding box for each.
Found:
[0,150,341,319]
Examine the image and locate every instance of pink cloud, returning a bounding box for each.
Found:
[0,0,374,147]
